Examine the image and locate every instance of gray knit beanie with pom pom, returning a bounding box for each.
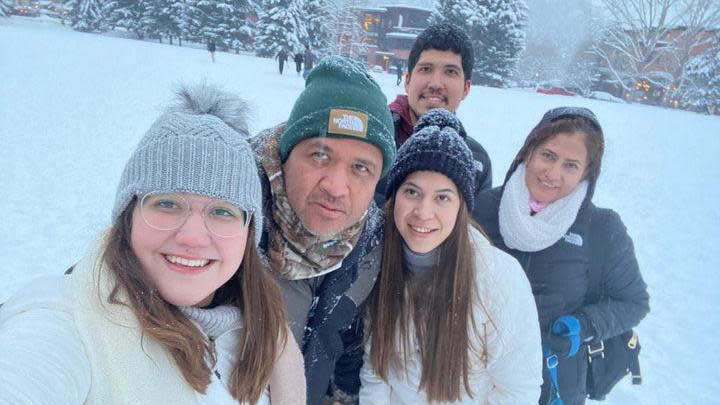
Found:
[112,83,263,246]
[384,108,477,210]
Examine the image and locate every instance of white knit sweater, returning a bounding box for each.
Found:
[0,245,305,405]
[359,228,543,404]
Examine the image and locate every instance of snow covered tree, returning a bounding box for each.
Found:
[563,41,602,95]
[64,0,107,32]
[325,0,367,59]
[592,0,720,93]
[677,35,720,114]
[162,1,190,46]
[516,0,599,87]
[177,1,205,44]
[432,0,528,87]
[473,0,528,87]
[303,0,332,53]
[196,0,256,52]
[254,0,306,57]
[430,0,476,29]
[227,0,257,52]
[103,0,147,38]
[194,1,232,49]
[140,0,177,43]
[670,0,720,85]
[1,0,13,18]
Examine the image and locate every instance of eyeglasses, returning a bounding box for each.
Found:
[140,193,251,238]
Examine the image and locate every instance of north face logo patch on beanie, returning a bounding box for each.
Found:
[279,55,396,176]
[328,109,368,138]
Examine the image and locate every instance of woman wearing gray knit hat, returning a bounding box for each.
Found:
[360,108,542,404]
[0,84,305,404]
[473,107,649,405]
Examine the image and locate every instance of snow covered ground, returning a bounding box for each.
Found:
[2,17,719,404]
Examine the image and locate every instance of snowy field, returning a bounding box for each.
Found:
[2,17,719,404]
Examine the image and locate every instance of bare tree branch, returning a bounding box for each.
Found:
[592,0,718,94]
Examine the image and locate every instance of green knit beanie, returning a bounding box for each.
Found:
[280,55,396,176]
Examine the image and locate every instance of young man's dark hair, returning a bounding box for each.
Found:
[407,22,474,82]
[379,21,492,212]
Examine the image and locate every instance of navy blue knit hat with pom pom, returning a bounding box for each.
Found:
[384,108,477,210]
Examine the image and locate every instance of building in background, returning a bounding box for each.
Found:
[356,4,431,71]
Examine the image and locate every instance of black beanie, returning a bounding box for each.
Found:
[384,108,477,210]
[537,106,602,132]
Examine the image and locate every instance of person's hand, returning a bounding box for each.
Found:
[545,314,595,358]
[545,328,574,358]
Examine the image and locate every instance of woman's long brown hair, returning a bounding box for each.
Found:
[102,200,287,403]
[367,196,486,402]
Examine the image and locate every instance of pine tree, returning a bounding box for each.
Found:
[197,1,251,51]
[65,0,107,32]
[325,0,366,59]
[104,0,147,38]
[430,0,478,29]
[303,0,332,53]
[432,0,528,87]
[473,0,528,87]
[171,0,193,46]
[141,0,180,43]
[168,0,202,46]
[179,1,204,44]
[1,0,13,18]
[254,0,306,57]
[226,0,256,52]
[678,37,720,114]
[193,1,226,48]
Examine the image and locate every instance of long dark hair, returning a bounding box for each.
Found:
[101,200,287,403]
[367,195,487,402]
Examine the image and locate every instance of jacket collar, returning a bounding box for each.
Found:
[389,95,415,145]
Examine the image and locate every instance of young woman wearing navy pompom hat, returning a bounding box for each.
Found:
[360,108,542,404]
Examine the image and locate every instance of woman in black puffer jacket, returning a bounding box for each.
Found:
[473,107,649,405]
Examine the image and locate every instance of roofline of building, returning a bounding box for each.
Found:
[380,4,433,12]
[354,7,388,13]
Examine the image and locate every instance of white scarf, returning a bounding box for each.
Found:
[498,163,588,252]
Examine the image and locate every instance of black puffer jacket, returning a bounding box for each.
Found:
[473,186,649,405]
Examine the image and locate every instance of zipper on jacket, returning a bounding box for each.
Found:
[523,252,532,271]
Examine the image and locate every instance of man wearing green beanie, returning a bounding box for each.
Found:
[250,55,395,405]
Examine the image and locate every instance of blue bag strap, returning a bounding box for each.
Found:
[544,347,564,405]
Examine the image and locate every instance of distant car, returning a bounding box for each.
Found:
[371,65,384,73]
[536,85,576,97]
[589,91,627,104]
[13,6,39,17]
